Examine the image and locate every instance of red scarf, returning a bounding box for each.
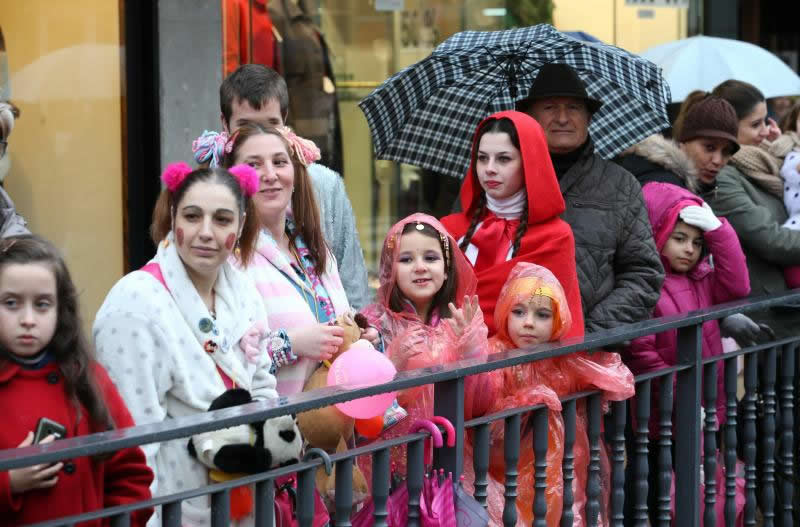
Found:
[470,212,520,273]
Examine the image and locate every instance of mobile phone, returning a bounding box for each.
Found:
[33,417,67,444]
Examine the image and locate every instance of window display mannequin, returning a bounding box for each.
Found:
[268,0,343,174]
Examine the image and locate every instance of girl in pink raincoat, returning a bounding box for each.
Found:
[360,213,489,478]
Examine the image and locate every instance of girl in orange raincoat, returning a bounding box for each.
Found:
[463,262,635,526]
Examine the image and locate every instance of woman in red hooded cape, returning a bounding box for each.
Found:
[440,110,584,337]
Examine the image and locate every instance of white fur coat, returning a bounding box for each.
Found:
[94,234,277,527]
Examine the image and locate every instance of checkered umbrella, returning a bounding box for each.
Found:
[359,24,671,179]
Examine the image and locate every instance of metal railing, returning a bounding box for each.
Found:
[2,291,799,527]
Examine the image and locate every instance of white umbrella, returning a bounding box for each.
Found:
[641,35,800,102]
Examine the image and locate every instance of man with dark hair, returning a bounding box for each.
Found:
[214,64,370,309]
[518,63,664,333]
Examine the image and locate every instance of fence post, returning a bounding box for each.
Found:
[674,323,702,527]
[210,489,231,527]
[433,377,465,478]
[254,479,275,527]
[161,502,182,527]
[761,346,777,527]
[610,400,627,527]
[778,344,795,527]
[561,399,577,527]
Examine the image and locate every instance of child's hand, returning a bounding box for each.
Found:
[766,117,782,142]
[287,323,345,361]
[679,203,722,232]
[392,327,426,370]
[446,295,481,337]
[9,432,63,494]
[361,326,381,347]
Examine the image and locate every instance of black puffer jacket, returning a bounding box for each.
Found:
[558,139,664,333]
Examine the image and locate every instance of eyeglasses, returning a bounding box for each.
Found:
[0,141,6,158]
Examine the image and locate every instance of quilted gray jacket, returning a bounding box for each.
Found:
[307,163,371,310]
[559,141,664,333]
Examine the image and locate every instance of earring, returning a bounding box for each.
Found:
[234,241,241,259]
[162,238,170,249]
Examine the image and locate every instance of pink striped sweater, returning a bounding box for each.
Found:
[236,230,351,395]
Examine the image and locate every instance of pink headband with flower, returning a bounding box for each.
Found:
[160,162,259,197]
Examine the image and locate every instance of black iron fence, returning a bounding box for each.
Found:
[2,291,799,527]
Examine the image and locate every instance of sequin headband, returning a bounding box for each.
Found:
[510,280,557,303]
[161,162,259,197]
[386,222,451,268]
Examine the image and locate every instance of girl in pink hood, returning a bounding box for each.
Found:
[630,182,750,428]
[628,181,749,525]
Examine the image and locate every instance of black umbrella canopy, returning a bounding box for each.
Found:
[360,24,671,179]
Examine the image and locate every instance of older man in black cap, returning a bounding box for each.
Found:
[518,63,664,334]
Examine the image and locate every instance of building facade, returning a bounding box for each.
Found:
[10,0,796,323]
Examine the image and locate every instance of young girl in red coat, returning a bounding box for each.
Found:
[0,235,153,526]
[440,110,584,337]
[627,182,748,526]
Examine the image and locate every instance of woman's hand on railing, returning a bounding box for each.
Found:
[9,432,63,494]
[720,313,775,348]
[446,295,481,338]
[286,323,345,362]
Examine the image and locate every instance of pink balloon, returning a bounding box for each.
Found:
[327,340,397,419]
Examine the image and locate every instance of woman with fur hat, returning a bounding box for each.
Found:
[616,95,740,193]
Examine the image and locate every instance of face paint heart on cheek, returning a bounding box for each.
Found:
[176,228,184,247]
[225,233,236,251]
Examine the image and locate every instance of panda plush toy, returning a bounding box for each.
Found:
[188,388,303,520]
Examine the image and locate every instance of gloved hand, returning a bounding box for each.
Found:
[679,202,722,232]
[719,313,776,347]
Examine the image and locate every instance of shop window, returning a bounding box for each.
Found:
[222,0,508,285]
[0,2,125,329]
